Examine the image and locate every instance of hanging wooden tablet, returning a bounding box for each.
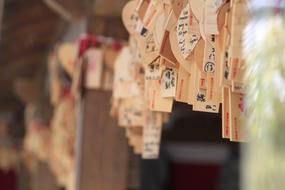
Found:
[145,57,162,80]
[113,47,135,98]
[142,111,163,159]
[176,3,201,60]
[57,43,78,78]
[193,89,219,113]
[231,66,245,94]
[117,0,252,148]
[160,67,177,97]
[128,127,143,155]
[175,65,190,103]
[161,0,172,16]
[84,48,103,89]
[142,0,161,31]
[217,1,230,32]
[145,56,163,80]
[130,6,160,66]
[190,54,207,108]
[131,97,146,121]
[232,80,245,94]
[222,87,230,138]
[169,24,192,73]
[219,12,231,87]
[159,30,179,66]
[101,68,114,91]
[206,74,216,101]
[215,34,223,103]
[229,90,245,142]
[187,55,196,105]
[171,0,187,19]
[204,0,224,35]
[135,18,148,37]
[140,31,160,65]
[129,36,141,64]
[194,39,205,72]
[203,35,216,74]
[190,0,206,42]
[202,35,220,104]
[199,72,207,90]
[115,81,141,99]
[163,12,175,34]
[229,0,248,59]
[137,0,150,21]
[118,97,145,127]
[153,13,166,47]
[104,46,119,70]
[229,58,240,81]
[146,79,173,112]
[193,64,219,113]
[122,0,140,35]
[189,0,204,23]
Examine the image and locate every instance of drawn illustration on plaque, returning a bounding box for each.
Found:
[196,93,206,102]
[163,68,175,89]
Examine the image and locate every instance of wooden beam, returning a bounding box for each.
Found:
[2,30,54,56]
[4,1,53,19]
[3,41,50,58]
[4,0,38,11]
[88,16,128,39]
[93,0,128,17]
[4,52,44,67]
[3,6,58,33]
[3,53,44,79]
[43,0,73,22]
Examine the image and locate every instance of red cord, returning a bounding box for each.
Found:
[275,0,282,15]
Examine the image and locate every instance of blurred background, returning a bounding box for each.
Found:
[0,0,239,190]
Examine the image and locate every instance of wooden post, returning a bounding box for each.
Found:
[75,90,129,190]
[31,162,59,190]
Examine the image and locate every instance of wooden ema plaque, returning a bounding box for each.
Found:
[115,0,250,159]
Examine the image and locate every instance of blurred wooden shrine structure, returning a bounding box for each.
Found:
[0,0,241,190]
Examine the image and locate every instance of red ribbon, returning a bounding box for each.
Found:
[275,0,282,15]
[78,35,101,57]
[78,34,123,57]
